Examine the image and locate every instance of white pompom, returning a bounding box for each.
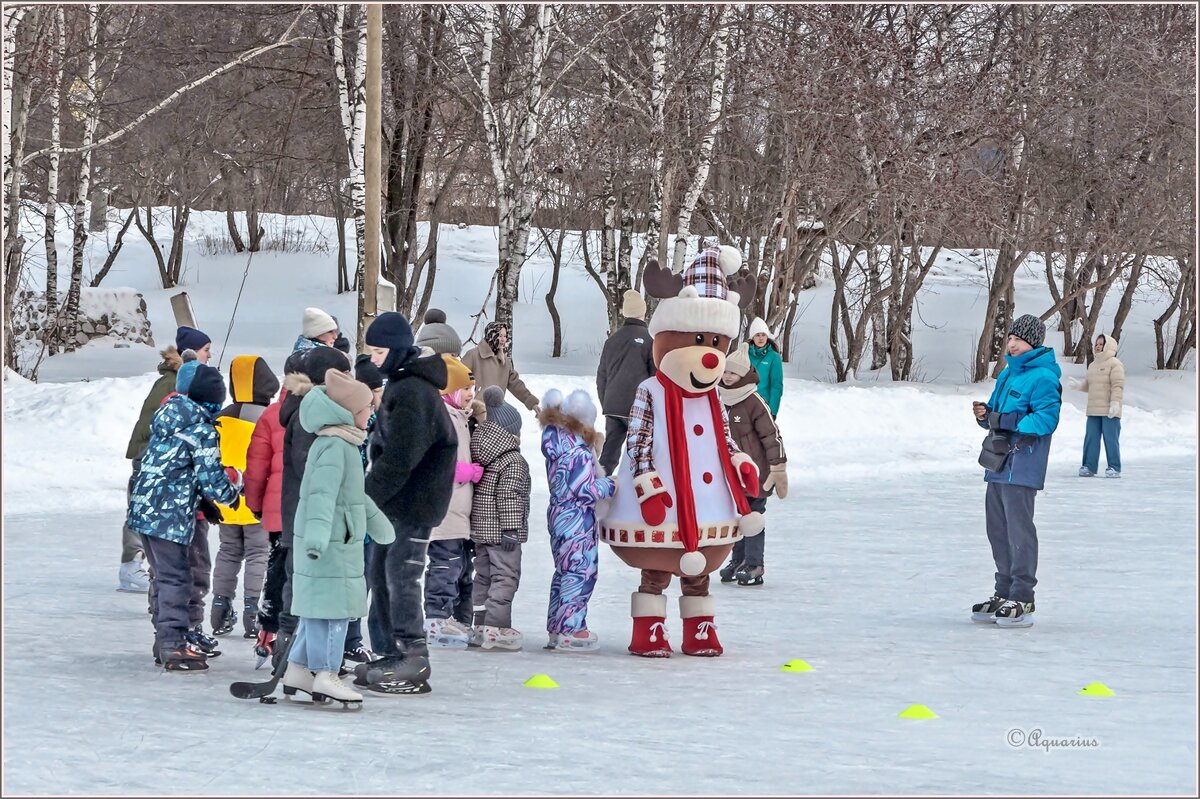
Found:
[541,388,564,410]
[680,550,707,576]
[718,245,743,275]
[562,389,598,428]
[739,511,765,537]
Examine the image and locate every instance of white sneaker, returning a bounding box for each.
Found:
[480,625,523,651]
[1105,467,1121,478]
[282,661,315,696]
[117,560,150,593]
[546,630,600,653]
[312,670,363,702]
[1078,466,1095,477]
[425,617,470,648]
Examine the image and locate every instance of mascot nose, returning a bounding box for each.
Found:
[702,353,719,370]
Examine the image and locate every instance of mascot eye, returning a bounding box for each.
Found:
[695,334,704,345]
[711,336,720,347]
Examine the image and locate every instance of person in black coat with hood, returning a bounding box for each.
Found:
[358,311,457,692]
[595,290,656,475]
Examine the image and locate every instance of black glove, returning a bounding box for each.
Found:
[333,333,351,355]
[197,497,223,524]
[500,530,520,552]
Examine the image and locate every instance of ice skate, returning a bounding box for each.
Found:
[546,629,600,653]
[117,557,150,593]
[425,617,470,649]
[994,599,1035,628]
[281,661,319,699]
[210,596,236,636]
[479,625,523,651]
[311,670,363,707]
[736,565,764,586]
[971,594,1006,623]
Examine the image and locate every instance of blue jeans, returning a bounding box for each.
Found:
[288,617,350,673]
[1082,416,1121,473]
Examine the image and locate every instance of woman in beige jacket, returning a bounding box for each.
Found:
[1069,334,1125,477]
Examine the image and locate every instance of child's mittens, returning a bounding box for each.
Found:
[1108,400,1121,418]
[731,453,760,498]
[454,461,484,484]
[224,466,244,491]
[500,530,520,552]
[197,497,223,524]
[763,463,788,499]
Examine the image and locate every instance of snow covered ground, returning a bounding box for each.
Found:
[3,208,1197,794]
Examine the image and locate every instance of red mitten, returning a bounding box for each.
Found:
[733,455,760,498]
[224,467,244,491]
[640,492,673,526]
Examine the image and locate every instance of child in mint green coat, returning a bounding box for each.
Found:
[283,369,394,703]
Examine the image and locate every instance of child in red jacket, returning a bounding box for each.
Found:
[244,351,307,659]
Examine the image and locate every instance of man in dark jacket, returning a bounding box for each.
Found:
[359,311,457,693]
[275,346,351,652]
[595,290,656,475]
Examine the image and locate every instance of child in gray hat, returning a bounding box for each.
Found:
[468,386,531,650]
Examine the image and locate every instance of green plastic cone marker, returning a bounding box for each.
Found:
[1079,682,1115,697]
[898,704,938,719]
[523,674,559,689]
[779,659,813,672]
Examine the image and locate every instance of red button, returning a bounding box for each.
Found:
[693,424,703,435]
[702,353,719,369]
[702,472,713,484]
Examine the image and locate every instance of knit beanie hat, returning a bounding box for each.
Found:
[303,346,351,385]
[442,354,472,396]
[725,342,753,378]
[1010,314,1046,349]
[324,368,373,415]
[621,290,647,320]
[302,307,338,340]
[187,364,226,406]
[482,385,521,436]
[175,325,210,353]
[366,312,420,374]
[283,349,308,376]
[748,317,771,340]
[414,309,463,355]
[354,353,384,390]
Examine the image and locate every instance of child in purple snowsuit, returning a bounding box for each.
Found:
[538,388,615,652]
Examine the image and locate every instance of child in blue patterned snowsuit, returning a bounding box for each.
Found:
[128,364,240,671]
[538,389,615,652]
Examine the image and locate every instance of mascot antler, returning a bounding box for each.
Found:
[642,258,685,300]
[727,272,757,310]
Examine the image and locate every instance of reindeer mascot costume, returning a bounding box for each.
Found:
[600,245,763,657]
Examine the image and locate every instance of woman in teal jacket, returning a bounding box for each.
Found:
[284,369,395,703]
[747,317,783,417]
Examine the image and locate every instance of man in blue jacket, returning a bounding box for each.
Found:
[970,314,1061,629]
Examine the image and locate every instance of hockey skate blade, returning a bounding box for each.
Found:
[367,680,432,696]
[971,612,999,623]
[995,616,1034,629]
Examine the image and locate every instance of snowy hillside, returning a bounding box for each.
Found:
[2,207,1196,794]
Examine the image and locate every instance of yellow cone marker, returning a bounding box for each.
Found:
[1079,682,1115,697]
[898,704,938,719]
[523,674,559,689]
[779,659,813,672]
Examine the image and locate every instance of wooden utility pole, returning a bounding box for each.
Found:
[358,3,383,350]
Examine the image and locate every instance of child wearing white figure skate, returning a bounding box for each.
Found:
[468,387,531,651]
[539,388,614,652]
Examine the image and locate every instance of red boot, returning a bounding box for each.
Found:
[680,595,723,657]
[628,592,672,658]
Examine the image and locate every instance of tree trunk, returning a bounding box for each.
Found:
[63,5,100,353]
[225,207,246,253]
[134,204,171,288]
[89,207,136,288]
[671,5,732,272]
[246,202,264,252]
[333,185,349,293]
[43,6,64,344]
[1110,253,1145,345]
